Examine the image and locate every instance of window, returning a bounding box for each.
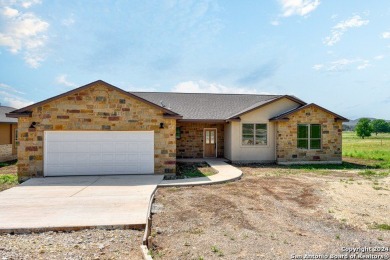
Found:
[242,123,267,145]
[176,127,181,139]
[297,124,321,149]
[15,129,18,141]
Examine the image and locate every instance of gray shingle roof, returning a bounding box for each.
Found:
[131,92,289,120]
[0,106,17,123]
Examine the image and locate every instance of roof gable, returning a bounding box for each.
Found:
[7,80,181,118]
[227,95,306,119]
[269,103,349,122]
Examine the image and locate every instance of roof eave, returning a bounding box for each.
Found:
[336,118,349,122]
[269,118,289,122]
[226,118,241,122]
[163,114,183,119]
[177,119,226,123]
[6,112,32,118]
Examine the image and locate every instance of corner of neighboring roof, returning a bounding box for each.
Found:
[227,94,306,119]
[270,103,349,122]
[7,80,181,117]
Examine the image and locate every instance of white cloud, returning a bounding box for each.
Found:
[0,82,25,94]
[357,60,370,70]
[171,80,269,94]
[2,6,19,17]
[382,31,390,39]
[279,0,320,17]
[56,74,76,88]
[0,1,49,67]
[374,55,384,60]
[312,64,323,70]
[270,20,280,26]
[0,83,34,108]
[24,52,44,68]
[324,15,369,46]
[21,0,41,8]
[2,96,34,108]
[62,14,75,26]
[313,58,370,72]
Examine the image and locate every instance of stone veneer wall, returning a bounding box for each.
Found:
[17,83,176,181]
[0,144,17,162]
[176,122,224,158]
[276,106,342,163]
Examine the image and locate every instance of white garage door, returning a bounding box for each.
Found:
[44,131,154,176]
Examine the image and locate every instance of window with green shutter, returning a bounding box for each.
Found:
[297,124,321,149]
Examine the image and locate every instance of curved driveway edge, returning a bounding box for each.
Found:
[158,159,243,187]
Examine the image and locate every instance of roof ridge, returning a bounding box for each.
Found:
[130,91,281,96]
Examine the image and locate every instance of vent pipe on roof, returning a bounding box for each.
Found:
[160,100,166,107]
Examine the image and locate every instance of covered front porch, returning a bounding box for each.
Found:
[176,121,225,159]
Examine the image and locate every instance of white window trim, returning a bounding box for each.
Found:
[297,124,322,150]
[240,122,269,148]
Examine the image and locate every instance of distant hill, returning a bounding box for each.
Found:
[343,118,390,130]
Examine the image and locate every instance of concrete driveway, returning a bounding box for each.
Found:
[0,175,163,233]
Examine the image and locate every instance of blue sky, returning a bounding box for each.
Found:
[0,0,389,119]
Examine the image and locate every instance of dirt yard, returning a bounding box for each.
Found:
[150,164,390,259]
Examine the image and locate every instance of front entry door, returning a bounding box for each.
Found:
[204,129,216,158]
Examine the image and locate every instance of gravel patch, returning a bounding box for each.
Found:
[0,229,144,259]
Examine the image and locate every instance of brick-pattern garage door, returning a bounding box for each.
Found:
[44,131,154,176]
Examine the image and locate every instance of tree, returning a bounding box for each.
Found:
[371,119,389,135]
[355,118,372,139]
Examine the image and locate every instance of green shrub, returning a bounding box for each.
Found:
[0,174,18,184]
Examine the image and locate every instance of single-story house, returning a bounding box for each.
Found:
[7,80,348,180]
[0,106,17,162]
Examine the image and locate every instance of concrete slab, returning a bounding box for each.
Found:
[0,175,163,233]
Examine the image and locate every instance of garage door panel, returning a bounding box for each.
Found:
[44,131,154,176]
[136,143,153,152]
[89,143,102,153]
[61,153,77,164]
[74,153,89,163]
[115,164,137,172]
[90,153,102,162]
[46,153,60,164]
[101,153,115,162]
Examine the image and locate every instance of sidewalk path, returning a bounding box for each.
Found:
[158,159,242,187]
